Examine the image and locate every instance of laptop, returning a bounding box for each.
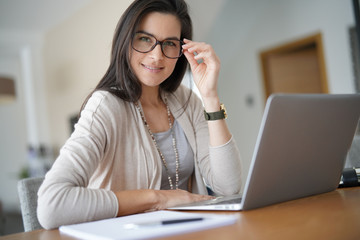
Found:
[170,93,360,211]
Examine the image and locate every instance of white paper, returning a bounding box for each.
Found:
[59,210,238,240]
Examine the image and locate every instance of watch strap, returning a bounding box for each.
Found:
[204,104,227,121]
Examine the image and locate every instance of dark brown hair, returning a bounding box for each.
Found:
[81,0,192,111]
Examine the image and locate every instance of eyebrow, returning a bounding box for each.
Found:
[136,30,181,41]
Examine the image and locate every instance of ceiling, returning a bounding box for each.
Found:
[0,0,226,40]
[0,0,92,32]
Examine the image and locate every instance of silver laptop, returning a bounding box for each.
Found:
[170,93,360,211]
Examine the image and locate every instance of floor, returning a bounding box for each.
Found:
[0,212,24,236]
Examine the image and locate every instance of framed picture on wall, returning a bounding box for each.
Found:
[352,0,360,93]
[350,26,360,93]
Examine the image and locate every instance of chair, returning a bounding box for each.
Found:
[17,177,44,232]
[345,135,360,168]
[0,200,5,235]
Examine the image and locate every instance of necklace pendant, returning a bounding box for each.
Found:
[168,176,173,190]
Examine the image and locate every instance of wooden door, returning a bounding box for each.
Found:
[260,33,328,99]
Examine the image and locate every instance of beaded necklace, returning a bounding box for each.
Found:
[134,97,179,190]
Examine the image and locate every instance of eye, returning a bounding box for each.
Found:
[163,40,178,47]
[139,36,151,42]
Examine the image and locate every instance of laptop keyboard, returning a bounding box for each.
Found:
[205,195,242,205]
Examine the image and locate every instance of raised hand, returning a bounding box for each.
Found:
[182,39,220,101]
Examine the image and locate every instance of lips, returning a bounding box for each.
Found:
[142,64,164,72]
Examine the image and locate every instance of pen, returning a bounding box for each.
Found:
[161,217,204,225]
[123,217,204,229]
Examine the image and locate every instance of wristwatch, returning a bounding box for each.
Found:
[204,103,227,121]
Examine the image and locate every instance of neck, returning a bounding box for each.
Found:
[140,85,163,107]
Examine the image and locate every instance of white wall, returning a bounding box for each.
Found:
[205,0,355,187]
[0,31,50,211]
[0,55,27,212]
[44,0,133,150]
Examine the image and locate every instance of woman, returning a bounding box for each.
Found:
[37,0,241,229]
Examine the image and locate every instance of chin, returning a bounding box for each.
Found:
[140,78,165,88]
[139,74,171,87]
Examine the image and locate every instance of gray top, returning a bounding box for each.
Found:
[153,120,194,190]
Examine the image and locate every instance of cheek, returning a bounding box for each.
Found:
[162,60,178,81]
[129,51,142,74]
[129,50,137,66]
[168,55,181,69]
[168,59,178,72]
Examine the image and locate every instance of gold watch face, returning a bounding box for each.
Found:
[220,103,228,119]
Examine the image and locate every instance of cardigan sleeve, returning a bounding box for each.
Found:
[187,89,242,195]
[37,92,119,229]
[207,137,242,195]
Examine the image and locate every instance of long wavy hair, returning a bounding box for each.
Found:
[81,0,193,111]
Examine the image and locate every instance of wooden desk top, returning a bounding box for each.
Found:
[2,187,360,240]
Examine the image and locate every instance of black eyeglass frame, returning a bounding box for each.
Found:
[131,31,184,59]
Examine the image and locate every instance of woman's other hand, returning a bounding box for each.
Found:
[115,189,214,216]
[182,39,220,101]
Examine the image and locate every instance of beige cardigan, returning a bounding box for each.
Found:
[37,85,241,229]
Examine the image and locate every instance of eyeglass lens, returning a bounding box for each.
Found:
[132,32,182,59]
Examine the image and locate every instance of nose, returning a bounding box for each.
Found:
[149,43,164,60]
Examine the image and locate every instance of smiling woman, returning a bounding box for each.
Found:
[129,12,181,89]
[37,0,241,230]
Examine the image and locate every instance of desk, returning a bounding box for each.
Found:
[2,187,360,240]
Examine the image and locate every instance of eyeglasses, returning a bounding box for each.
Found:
[131,31,183,59]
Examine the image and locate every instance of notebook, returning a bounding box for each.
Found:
[170,93,360,211]
[59,210,238,240]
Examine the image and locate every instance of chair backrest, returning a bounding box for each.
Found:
[17,177,44,232]
[345,135,360,168]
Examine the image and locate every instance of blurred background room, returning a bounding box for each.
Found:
[0,0,357,235]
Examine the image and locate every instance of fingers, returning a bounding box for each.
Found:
[182,38,207,53]
[157,189,215,209]
[182,39,220,69]
[179,191,215,203]
[182,47,199,71]
[194,193,216,202]
[183,39,214,57]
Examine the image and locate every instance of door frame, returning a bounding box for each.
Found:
[260,33,329,99]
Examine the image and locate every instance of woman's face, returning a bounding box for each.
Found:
[130,12,181,88]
